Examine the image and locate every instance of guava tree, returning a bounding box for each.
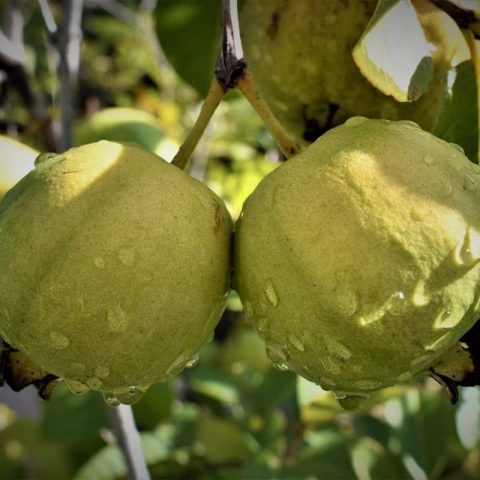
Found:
[0,0,480,479]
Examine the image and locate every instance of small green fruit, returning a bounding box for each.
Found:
[240,0,466,142]
[75,107,168,156]
[0,135,38,200]
[0,141,232,404]
[235,118,480,398]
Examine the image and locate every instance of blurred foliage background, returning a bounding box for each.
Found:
[1,1,480,479]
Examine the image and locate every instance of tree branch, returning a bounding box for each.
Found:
[106,405,151,480]
[57,0,84,150]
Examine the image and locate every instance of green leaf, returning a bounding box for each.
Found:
[384,389,460,478]
[280,428,356,479]
[155,1,221,97]
[433,60,479,163]
[353,0,433,102]
[133,381,173,431]
[189,367,241,406]
[351,437,410,480]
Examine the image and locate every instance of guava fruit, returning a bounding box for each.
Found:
[0,141,232,405]
[240,0,467,142]
[234,117,480,401]
[75,107,167,156]
[0,135,38,200]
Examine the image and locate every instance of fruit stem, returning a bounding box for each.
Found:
[171,77,225,170]
[106,405,151,480]
[237,71,301,158]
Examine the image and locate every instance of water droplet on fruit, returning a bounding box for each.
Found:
[449,142,465,154]
[86,377,103,389]
[337,395,367,411]
[103,392,121,407]
[319,356,342,375]
[425,333,451,352]
[70,362,85,372]
[452,227,480,268]
[433,307,458,329]
[324,335,352,360]
[398,371,413,382]
[49,331,70,350]
[344,116,368,127]
[410,354,430,368]
[264,280,278,306]
[423,154,435,165]
[95,365,110,378]
[65,379,89,395]
[388,291,406,316]
[94,256,105,269]
[439,181,453,197]
[319,376,336,388]
[266,343,288,370]
[351,379,382,391]
[463,174,478,192]
[167,352,189,376]
[107,304,129,332]
[288,334,305,352]
[398,120,420,129]
[35,152,57,165]
[118,248,135,266]
[257,316,268,333]
[411,281,430,307]
[186,354,199,369]
[114,385,145,405]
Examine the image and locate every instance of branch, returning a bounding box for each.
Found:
[106,405,151,480]
[57,0,84,150]
[0,0,26,65]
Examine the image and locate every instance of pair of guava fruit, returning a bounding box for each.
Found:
[1,117,479,407]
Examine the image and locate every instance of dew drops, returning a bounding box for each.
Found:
[319,356,342,375]
[257,316,269,333]
[439,181,453,197]
[288,334,305,352]
[49,331,70,350]
[266,343,289,370]
[114,386,146,405]
[86,377,103,389]
[118,248,136,266]
[264,280,278,307]
[344,116,369,127]
[319,376,336,388]
[398,371,413,382]
[186,353,200,369]
[337,395,367,411]
[167,352,190,376]
[410,206,425,222]
[425,334,451,352]
[351,379,382,391]
[107,304,129,332]
[452,227,480,268]
[103,392,121,407]
[388,291,406,316]
[94,256,105,269]
[433,308,458,329]
[95,365,110,379]
[35,152,57,165]
[410,354,431,368]
[398,120,420,129]
[423,154,435,165]
[324,335,352,360]
[411,281,430,307]
[65,379,89,395]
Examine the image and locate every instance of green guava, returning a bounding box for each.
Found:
[0,135,38,200]
[240,0,467,142]
[74,107,167,156]
[0,141,232,405]
[235,117,480,400]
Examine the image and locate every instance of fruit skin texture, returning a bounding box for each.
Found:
[0,135,38,200]
[0,141,232,397]
[235,118,480,396]
[240,0,466,143]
